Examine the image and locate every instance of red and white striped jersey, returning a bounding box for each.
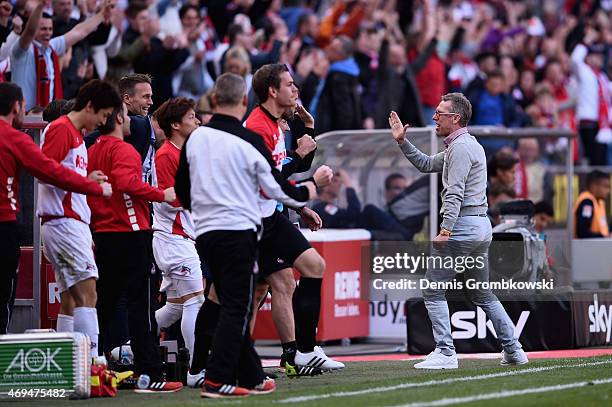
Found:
[152,141,195,239]
[37,116,91,224]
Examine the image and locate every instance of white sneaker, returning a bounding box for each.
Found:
[500,349,528,366]
[187,370,206,388]
[294,346,345,371]
[414,349,458,369]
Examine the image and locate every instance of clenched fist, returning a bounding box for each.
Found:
[164,187,176,203]
[296,135,316,158]
[313,165,333,187]
[88,170,108,184]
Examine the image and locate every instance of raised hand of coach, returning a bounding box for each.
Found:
[389,111,409,145]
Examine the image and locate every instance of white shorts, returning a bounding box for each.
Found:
[153,232,203,298]
[160,278,204,299]
[41,218,98,293]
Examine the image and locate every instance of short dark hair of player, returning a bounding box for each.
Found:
[252,63,289,103]
[586,170,609,188]
[119,73,152,97]
[534,200,554,217]
[43,99,74,123]
[0,83,23,115]
[154,97,196,138]
[98,104,124,136]
[73,80,123,113]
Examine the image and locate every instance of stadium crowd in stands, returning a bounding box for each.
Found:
[0,0,609,162]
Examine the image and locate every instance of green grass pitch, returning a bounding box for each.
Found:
[7,356,612,406]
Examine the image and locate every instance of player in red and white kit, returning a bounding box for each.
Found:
[0,83,111,334]
[37,80,122,362]
[151,98,205,385]
[245,64,341,374]
[87,103,182,393]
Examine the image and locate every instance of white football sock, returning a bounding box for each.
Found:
[73,307,99,357]
[181,295,204,364]
[56,314,73,332]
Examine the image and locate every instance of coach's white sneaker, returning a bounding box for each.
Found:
[500,349,528,366]
[414,349,458,369]
[295,346,345,371]
[187,370,206,388]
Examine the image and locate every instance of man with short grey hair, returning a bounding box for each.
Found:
[389,93,528,369]
[212,72,247,105]
[176,72,320,397]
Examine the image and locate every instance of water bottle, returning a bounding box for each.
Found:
[137,374,150,390]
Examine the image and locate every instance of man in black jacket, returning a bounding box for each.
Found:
[84,74,159,353]
[315,35,362,134]
[374,36,436,129]
[86,74,156,179]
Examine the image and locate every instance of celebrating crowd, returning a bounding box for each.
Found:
[0,0,609,163]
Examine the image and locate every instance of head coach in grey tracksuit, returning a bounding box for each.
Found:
[389,93,528,369]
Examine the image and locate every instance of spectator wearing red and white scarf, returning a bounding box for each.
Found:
[10,0,112,110]
[571,28,611,165]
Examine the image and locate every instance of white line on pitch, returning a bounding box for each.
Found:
[393,377,612,407]
[277,360,612,403]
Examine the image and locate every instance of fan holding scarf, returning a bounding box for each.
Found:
[570,25,612,166]
[10,0,114,111]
